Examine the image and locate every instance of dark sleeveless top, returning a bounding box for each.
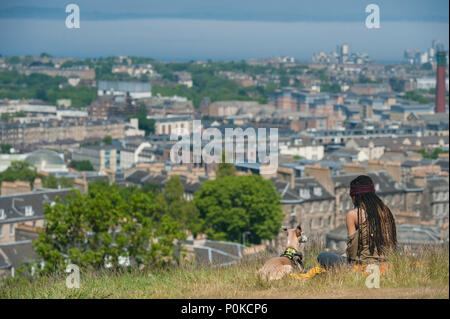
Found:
[346,208,387,264]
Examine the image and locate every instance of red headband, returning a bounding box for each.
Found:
[350,184,375,196]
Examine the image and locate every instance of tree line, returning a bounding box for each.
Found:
[24,163,284,275]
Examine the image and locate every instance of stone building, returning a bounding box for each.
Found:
[0,189,71,244]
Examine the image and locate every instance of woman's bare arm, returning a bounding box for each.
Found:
[346,209,357,235]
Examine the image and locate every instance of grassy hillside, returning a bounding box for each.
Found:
[0,245,448,299]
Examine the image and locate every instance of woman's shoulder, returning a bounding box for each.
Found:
[346,208,367,224]
[346,208,358,218]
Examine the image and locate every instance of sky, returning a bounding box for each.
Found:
[0,0,448,62]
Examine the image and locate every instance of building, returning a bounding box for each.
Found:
[203,101,260,118]
[269,88,301,111]
[0,119,128,147]
[119,139,157,170]
[275,176,336,238]
[0,240,37,277]
[217,71,254,87]
[416,77,449,90]
[72,145,121,173]
[278,137,325,160]
[346,135,449,162]
[390,104,435,122]
[0,189,72,244]
[422,176,449,227]
[97,81,152,99]
[19,65,95,81]
[174,72,193,88]
[153,116,193,136]
[23,149,68,173]
[89,95,139,120]
[350,83,390,95]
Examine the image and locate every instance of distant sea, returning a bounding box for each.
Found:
[0,18,448,62]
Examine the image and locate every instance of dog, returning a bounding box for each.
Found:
[257,225,306,281]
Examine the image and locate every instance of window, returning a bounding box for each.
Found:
[9,224,14,236]
[0,225,3,238]
[25,206,34,217]
[0,209,5,220]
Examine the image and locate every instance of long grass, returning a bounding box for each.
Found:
[0,244,448,299]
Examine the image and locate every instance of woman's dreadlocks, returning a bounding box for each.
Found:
[350,175,397,257]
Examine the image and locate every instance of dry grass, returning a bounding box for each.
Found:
[0,244,448,299]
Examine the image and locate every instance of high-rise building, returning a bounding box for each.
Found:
[338,44,349,64]
[435,51,447,114]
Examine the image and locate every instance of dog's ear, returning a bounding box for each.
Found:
[295,225,302,237]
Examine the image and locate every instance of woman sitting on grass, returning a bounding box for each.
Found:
[318,175,397,269]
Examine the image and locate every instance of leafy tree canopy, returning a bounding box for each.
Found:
[194,175,283,244]
[33,183,186,274]
[69,160,95,171]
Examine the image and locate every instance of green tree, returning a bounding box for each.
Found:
[163,176,202,235]
[69,160,95,171]
[217,152,236,178]
[164,175,184,203]
[0,144,12,154]
[321,82,341,93]
[0,161,40,186]
[417,148,449,159]
[41,175,74,189]
[133,105,155,135]
[404,91,432,104]
[33,185,186,274]
[194,175,283,244]
[58,176,74,188]
[42,174,58,189]
[102,135,113,145]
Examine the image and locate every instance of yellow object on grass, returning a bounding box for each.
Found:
[352,263,388,275]
[352,261,420,275]
[290,261,421,280]
[290,267,327,279]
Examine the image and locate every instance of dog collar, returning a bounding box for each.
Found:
[280,248,298,261]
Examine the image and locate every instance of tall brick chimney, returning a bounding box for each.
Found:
[435,51,447,114]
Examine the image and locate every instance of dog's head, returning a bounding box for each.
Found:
[283,225,305,250]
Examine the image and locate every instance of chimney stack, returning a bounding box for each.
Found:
[304,164,334,195]
[435,51,447,114]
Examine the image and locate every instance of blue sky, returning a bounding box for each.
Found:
[1,0,448,22]
[0,1,448,61]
